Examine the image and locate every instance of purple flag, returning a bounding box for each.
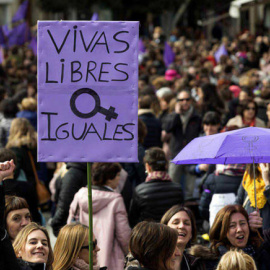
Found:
[12,0,29,23]
[214,44,228,63]
[2,25,10,37]
[91,12,99,21]
[7,22,31,47]
[0,27,5,45]
[38,21,139,162]
[0,46,4,64]
[138,38,145,53]
[29,36,37,55]
[163,42,175,67]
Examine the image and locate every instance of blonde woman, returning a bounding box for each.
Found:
[6,118,38,188]
[217,250,257,270]
[13,222,54,270]
[53,224,105,270]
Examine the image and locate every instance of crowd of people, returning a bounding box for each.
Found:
[0,26,270,270]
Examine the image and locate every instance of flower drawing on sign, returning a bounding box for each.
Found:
[242,136,259,152]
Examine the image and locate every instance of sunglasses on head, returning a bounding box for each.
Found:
[177,98,191,102]
[81,239,97,250]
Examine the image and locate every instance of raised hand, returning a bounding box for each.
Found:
[0,160,15,183]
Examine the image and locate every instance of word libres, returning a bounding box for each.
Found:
[41,112,135,142]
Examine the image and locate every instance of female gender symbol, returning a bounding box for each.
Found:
[70,88,118,121]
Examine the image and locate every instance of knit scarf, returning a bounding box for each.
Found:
[146,171,172,182]
[242,166,267,209]
[242,244,256,258]
[242,117,255,127]
[72,258,90,270]
[180,106,193,133]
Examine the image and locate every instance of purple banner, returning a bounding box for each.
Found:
[38,21,139,162]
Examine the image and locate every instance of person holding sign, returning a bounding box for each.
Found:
[53,223,106,270]
[67,162,131,270]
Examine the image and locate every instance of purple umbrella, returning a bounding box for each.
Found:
[172,127,270,208]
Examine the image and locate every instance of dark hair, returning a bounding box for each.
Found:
[210,205,263,255]
[162,92,174,105]
[138,118,147,144]
[129,221,178,270]
[238,100,258,117]
[139,86,155,96]
[144,147,167,171]
[5,195,30,221]
[0,86,6,103]
[202,111,221,126]
[92,163,122,186]
[0,98,18,118]
[139,95,152,109]
[0,148,17,164]
[160,205,197,245]
[201,83,224,110]
[261,87,270,100]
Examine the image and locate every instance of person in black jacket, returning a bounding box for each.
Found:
[189,111,221,198]
[199,164,245,223]
[121,118,146,211]
[163,90,201,197]
[138,95,162,149]
[129,147,184,227]
[51,162,87,236]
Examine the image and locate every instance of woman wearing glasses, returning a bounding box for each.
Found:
[226,100,265,128]
[53,223,107,270]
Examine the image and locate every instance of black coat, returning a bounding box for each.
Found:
[51,162,87,236]
[129,179,184,227]
[139,112,162,149]
[10,146,37,187]
[163,111,201,158]
[121,143,146,211]
[199,173,242,220]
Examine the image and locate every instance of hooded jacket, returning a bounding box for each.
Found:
[68,185,131,270]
